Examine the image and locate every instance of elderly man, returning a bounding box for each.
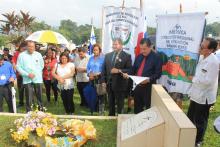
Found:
[16,41,44,112]
[187,38,219,147]
[0,54,16,112]
[101,38,132,116]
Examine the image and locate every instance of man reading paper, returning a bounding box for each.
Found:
[123,38,162,113]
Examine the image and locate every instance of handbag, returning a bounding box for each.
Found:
[95,83,107,96]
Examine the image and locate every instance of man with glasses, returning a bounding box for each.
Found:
[187,37,219,147]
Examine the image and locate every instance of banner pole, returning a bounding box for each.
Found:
[122,0,125,9]
[101,6,104,48]
[180,3,183,13]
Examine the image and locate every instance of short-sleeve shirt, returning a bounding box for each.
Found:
[56,62,75,90]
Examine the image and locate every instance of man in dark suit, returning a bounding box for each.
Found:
[101,38,132,116]
[123,38,162,114]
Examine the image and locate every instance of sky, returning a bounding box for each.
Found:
[0,0,220,28]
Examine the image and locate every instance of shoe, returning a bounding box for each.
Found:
[195,142,203,147]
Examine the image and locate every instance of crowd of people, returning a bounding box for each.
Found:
[0,37,220,147]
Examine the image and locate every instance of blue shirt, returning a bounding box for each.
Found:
[16,50,44,84]
[0,61,16,85]
[87,55,105,74]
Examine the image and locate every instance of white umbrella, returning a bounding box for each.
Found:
[26,30,69,45]
[11,87,16,113]
[214,116,220,133]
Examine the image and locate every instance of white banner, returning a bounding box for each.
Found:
[102,6,142,61]
[156,13,206,94]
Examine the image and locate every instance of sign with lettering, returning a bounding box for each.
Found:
[156,13,206,94]
[102,6,143,62]
[121,107,159,140]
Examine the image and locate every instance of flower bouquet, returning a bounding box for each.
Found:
[10,110,96,147]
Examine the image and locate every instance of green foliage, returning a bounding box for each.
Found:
[0,11,35,46]
[0,88,220,146]
[30,21,51,32]
[58,19,101,45]
[0,35,9,47]
[205,22,220,37]
[147,26,156,36]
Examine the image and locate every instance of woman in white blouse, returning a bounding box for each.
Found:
[52,52,75,114]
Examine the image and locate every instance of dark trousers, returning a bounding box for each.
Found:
[43,80,58,102]
[134,84,151,114]
[60,89,74,114]
[77,82,89,106]
[17,76,25,105]
[24,83,43,112]
[187,100,213,143]
[0,85,14,113]
[108,87,125,116]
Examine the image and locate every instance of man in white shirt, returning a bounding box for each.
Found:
[214,39,220,63]
[75,47,90,107]
[187,38,219,147]
[214,39,220,88]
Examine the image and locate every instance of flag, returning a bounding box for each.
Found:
[88,25,96,55]
[135,0,148,57]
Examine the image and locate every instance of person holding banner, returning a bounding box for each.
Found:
[0,54,16,113]
[101,38,132,116]
[123,38,162,114]
[187,38,219,147]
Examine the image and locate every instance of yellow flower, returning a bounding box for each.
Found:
[36,127,45,137]
[52,138,58,145]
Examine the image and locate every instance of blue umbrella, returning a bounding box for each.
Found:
[83,83,97,113]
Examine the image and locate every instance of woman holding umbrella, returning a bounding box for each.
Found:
[52,52,75,114]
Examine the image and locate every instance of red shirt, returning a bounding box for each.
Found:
[11,51,20,64]
[43,57,57,80]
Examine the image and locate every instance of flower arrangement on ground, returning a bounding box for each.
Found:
[10,110,96,147]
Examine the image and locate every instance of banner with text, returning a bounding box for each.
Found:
[102,6,142,61]
[156,13,206,94]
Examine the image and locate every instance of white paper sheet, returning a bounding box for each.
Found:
[128,75,149,90]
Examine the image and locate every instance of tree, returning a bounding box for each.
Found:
[30,21,51,32]
[0,35,9,47]
[147,27,156,36]
[0,11,35,46]
[58,19,101,45]
[205,22,220,37]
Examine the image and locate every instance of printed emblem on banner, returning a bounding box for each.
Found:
[111,24,131,45]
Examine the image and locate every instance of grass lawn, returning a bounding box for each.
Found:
[0,87,220,147]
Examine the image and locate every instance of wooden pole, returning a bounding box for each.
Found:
[101,6,104,47]
[91,17,93,25]
[140,0,143,11]
[180,3,183,13]
[122,0,125,8]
